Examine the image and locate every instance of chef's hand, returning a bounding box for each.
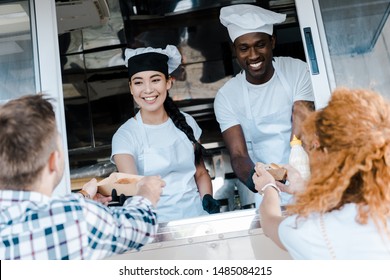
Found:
[275,164,305,195]
[253,162,276,192]
[136,176,166,208]
[202,194,220,214]
[81,178,112,206]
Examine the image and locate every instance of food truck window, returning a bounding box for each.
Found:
[1,0,71,195]
[59,0,306,219]
[296,0,390,107]
[0,0,38,103]
[317,0,390,99]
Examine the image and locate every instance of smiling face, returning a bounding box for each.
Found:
[234,32,275,85]
[129,70,172,114]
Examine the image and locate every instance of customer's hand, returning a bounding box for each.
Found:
[275,164,305,194]
[136,176,165,208]
[82,178,112,205]
[93,193,112,206]
[253,162,276,192]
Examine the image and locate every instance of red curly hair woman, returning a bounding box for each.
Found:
[254,87,390,259]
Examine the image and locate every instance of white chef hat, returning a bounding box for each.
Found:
[220,4,286,42]
[124,45,181,78]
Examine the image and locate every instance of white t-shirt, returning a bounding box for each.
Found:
[214,57,314,206]
[111,111,201,174]
[214,56,314,163]
[279,203,390,259]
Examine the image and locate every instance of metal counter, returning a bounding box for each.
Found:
[107,208,292,260]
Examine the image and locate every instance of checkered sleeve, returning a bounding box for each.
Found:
[80,196,158,259]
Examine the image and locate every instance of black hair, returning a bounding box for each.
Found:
[163,95,208,165]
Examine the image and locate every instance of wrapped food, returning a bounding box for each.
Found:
[264,163,287,182]
[97,172,143,196]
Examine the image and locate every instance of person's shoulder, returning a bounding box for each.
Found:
[218,72,242,92]
[181,111,198,126]
[181,111,192,119]
[274,57,310,79]
[274,56,307,66]
[122,117,137,127]
[215,73,242,105]
[115,117,137,133]
[279,213,319,230]
[112,117,139,144]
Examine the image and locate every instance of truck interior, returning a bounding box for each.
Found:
[2,0,390,259]
[56,1,305,210]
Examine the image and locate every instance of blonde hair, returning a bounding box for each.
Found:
[288,88,390,233]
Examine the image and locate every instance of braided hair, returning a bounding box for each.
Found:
[164,95,207,165]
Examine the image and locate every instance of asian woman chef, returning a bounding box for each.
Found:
[111,45,220,222]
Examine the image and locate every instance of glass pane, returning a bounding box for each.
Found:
[0,0,37,103]
[318,0,390,99]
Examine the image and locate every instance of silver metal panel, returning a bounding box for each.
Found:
[107,209,292,260]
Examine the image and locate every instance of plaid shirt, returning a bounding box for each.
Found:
[0,190,158,259]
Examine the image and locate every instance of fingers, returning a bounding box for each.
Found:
[277,164,306,194]
[275,181,289,193]
[254,162,266,173]
[280,164,299,177]
[137,175,165,188]
[252,162,277,192]
[254,163,273,180]
[136,176,166,208]
[93,193,112,206]
[83,178,97,188]
[82,178,98,198]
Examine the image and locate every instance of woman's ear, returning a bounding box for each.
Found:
[166,77,173,90]
[312,138,320,150]
[128,81,134,96]
[385,145,390,166]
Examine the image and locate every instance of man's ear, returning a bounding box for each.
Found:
[231,42,237,56]
[48,150,60,173]
[271,35,276,50]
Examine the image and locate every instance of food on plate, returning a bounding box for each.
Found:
[264,163,287,181]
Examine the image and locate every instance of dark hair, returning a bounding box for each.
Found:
[0,94,57,190]
[163,95,208,164]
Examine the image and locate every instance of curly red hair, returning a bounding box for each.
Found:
[287,88,390,233]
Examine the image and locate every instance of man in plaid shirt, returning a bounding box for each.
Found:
[0,94,165,259]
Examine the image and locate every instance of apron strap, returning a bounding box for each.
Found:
[272,60,293,103]
[136,112,151,148]
[241,72,253,120]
